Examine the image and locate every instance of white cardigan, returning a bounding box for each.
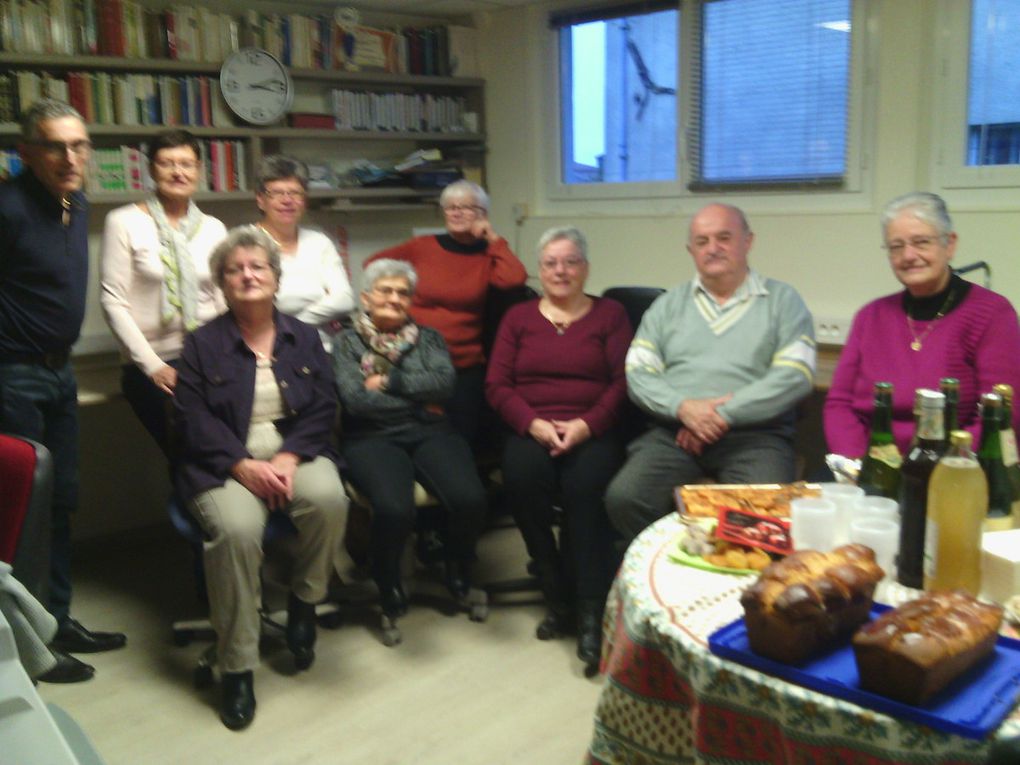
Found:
[100,203,227,375]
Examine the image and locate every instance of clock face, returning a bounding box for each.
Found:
[220,48,293,125]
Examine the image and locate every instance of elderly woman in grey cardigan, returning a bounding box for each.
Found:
[333,259,488,626]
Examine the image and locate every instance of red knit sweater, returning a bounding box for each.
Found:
[367,234,527,368]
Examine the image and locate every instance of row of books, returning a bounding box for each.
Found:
[0,1,479,76]
[89,140,247,193]
[1,69,234,127]
[331,89,470,135]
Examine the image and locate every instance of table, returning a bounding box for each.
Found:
[586,514,1020,765]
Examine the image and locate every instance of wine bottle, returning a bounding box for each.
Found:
[924,430,987,596]
[940,377,960,435]
[977,392,1014,531]
[858,382,901,499]
[898,389,946,589]
[993,383,1020,527]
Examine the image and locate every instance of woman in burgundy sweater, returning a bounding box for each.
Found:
[367,180,527,443]
[485,226,632,675]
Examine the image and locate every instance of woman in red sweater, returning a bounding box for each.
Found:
[366,180,527,443]
[486,226,632,676]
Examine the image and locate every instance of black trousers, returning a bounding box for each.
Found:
[120,360,180,463]
[501,432,624,601]
[342,425,487,585]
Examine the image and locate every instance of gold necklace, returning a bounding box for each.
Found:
[540,298,589,335]
[905,288,956,352]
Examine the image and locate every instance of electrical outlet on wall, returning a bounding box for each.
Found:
[813,316,852,345]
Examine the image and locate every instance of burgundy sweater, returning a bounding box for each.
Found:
[824,283,1020,457]
[485,297,632,437]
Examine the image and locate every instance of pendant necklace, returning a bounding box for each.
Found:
[906,288,956,352]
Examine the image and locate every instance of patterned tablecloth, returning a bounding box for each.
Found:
[586,514,1020,765]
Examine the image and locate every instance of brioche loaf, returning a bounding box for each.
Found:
[740,543,884,664]
[852,590,1003,705]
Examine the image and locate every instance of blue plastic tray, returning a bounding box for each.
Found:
[708,605,1020,739]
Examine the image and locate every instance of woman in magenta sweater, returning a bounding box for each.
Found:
[825,192,1020,458]
[486,226,631,675]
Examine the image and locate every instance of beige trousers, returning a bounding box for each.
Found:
[189,456,348,673]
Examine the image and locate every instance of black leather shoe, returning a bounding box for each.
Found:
[286,594,317,671]
[576,600,604,675]
[535,605,573,641]
[38,649,95,684]
[52,618,126,654]
[220,671,256,731]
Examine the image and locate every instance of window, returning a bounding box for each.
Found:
[551,0,856,195]
[934,0,1020,189]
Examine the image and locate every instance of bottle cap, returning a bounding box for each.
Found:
[949,430,972,448]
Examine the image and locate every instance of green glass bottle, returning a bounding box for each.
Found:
[993,383,1020,527]
[977,392,1013,531]
[858,382,901,499]
[940,377,960,436]
[898,389,947,589]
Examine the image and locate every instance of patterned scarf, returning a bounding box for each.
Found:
[354,311,419,377]
[148,194,204,331]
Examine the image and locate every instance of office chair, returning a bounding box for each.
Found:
[0,433,53,604]
[167,496,341,687]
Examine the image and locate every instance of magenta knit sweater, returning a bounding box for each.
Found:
[824,284,1020,457]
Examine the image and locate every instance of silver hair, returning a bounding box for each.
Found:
[361,258,418,295]
[536,225,588,262]
[257,155,309,192]
[881,192,954,240]
[209,225,282,289]
[439,179,490,213]
[20,98,85,141]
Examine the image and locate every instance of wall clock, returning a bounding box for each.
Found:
[220,48,294,125]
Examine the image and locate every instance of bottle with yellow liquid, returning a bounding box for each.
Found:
[924,430,987,595]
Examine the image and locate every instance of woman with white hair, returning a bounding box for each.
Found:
[333,258,489,629]
[825,191,1020,457]
[365,179,526,442]
[485,226,631,675]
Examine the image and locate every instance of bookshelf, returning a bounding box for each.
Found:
[0,17,485,209]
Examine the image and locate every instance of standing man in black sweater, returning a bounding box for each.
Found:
[0,98,126,683]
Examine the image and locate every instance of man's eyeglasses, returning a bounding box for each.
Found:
[261,188,307,200]
[372,285,412,299]
[539,257,586,271]
[153,158,201,172]
[883,236,943,257]
[442,204,484,215]
[223,262,272,277]
[30,140,92,157]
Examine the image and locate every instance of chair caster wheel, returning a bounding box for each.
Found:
[465,588,489,622]
[380,614,402,647]
[193,664,214,689]
[173,630,193,647]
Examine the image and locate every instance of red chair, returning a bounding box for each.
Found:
[0,433,53,605]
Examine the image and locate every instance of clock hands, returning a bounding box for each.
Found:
[249,80,287,92]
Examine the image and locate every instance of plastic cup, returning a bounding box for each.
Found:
[854,496,900,524]
[819,482,865,546]
[849,517,900,582]
[790,497,838,552]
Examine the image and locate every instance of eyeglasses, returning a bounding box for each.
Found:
[29,139,92,157]
[261,188,307,200]
[223,262,272,277]
[883,236,943,257]
[372,285,412,299]
[539,257,586,271]
[153,158,200,172]
[442,204,484,215]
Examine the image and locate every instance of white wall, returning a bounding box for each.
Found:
[476,0,1020,326]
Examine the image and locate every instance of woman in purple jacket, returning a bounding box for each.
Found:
[174,226,348,731]
[486,226,632,675]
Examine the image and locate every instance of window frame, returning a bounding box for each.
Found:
[544,0,874,204]
[931,0,1020,191]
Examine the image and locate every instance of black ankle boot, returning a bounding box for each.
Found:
[286,593,317,671]
[535,562,572,640]
[220,671,255,730]
[535,603,573,641]
[444,559,470,601]
[576,599,604,674]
